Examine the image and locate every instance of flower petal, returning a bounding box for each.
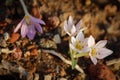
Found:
[30,15,45,25]
[76,31,84,41]
[96,48,113,59]
[68,16,73,27]
[88,35,95,47]
[82,47,90,52]
[71,25,76,36]
[35,23,43,33]
[71,37,76,45]
[64,20,69,34]
[76,20,82,30]
[69,43,82,53]
[14,18,25,33]
[21,22,28,38]
[84,38,89,46]
[27,25,36,40]
[95,40,107,48]
[90,56,97,65]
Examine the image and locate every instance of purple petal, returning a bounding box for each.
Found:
[95,40,107,48]
[30,15,45,25]
[27,25,36,40]
[21,22,28,38]
[35,23,43,33]
[96,48,113,59]
[14,18,25,33]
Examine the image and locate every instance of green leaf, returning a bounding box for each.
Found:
[71,57,78,69]
[70,51,78,69]
[75,52,89,58]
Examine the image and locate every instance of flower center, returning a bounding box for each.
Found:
[91,48,97,57]
[25,15,31,25]
[75,41,83,50]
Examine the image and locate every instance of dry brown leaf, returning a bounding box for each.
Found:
[9,33,20,43]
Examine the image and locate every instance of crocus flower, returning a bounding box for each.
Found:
[14,14,45,40]
[64,16,85,36]
[70,31,90,54]
[88,36,113,65]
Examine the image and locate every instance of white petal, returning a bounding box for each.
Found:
[76,31,84,41]
[64,20,68,31]
[88,35,95,47]
[90,56,97,65]
[95,40,107,48]
[84,38,89,46]
[68,16,73,27]
[71,37,76,45]
[64,20,71,35]
[82,47,90,52]
[96,48,113,59]
[71,25,76,35]
[76,20,82,30]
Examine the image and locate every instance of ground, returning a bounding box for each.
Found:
[0,0,120,80]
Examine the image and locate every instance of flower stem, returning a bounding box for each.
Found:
[19,0,29,15]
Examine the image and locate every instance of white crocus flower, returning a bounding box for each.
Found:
[70,32,90,54]
[64,16,84,36]
[88,36,113,65]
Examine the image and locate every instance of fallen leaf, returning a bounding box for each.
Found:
[9,33,20,43]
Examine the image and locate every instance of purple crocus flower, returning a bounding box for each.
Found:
[14,14,45,40]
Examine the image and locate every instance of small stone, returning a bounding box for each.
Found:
[104,5,117,16]
[48,16,60,27]
[34,73,39,80]
[40,38,57,49]
[88,63,116,80]
[30,48,38,56]
[22,39,29,47]
[3,32,10,41]
[59,78,67,80]
[53,34,61,44]
[12,47,22,60]
[60,68,66,77]
[44,74,52,80]
[24,51,31,57]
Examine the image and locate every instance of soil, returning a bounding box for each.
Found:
[0,0,120,80]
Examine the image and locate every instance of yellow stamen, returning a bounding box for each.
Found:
[75,41,83,50]
[91,48,97,57]
[25,15,31,25]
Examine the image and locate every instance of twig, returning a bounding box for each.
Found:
[42,49,84,73]
[106,58,120,66]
